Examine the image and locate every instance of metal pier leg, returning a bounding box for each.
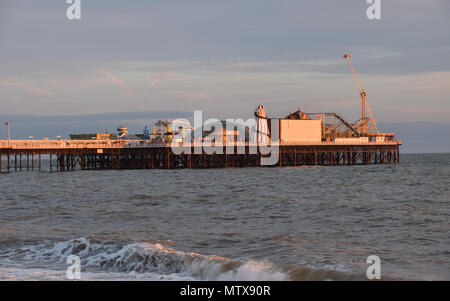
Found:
[294,148,297,166]
[279,149,283,167]
[224,152,227,168]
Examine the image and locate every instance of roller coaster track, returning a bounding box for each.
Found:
[331,113,360,136]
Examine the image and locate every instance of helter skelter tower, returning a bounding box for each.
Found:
[253,105,270,145]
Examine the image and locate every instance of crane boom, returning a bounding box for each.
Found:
[343,53,379,135]
[364,99,379,134]
[344,53,363,94]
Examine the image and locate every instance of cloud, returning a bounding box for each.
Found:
[0,80,53,96]
[170,90,211,100]
[99,70,135,95]
[149,72,179,88]
[366,52,401,60]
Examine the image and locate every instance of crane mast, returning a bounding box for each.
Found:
[343,53,379,135]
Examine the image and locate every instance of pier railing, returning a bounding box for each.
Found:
[0,139,401,149]
[0,139,130,149]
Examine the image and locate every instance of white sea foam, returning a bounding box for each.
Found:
[0,267,195,281]
[0,238,291,281]
[0,237,373,281]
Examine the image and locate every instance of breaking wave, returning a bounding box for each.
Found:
[0,238,366,281]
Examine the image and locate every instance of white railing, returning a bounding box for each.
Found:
[0,139,128,149]
[280,140,401,145]
[0,139,401,150]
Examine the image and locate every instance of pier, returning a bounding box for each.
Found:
[0,139,400,172]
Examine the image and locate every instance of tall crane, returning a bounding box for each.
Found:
[343,53,379,135]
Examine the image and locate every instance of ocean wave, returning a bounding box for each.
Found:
[0,237,365,281]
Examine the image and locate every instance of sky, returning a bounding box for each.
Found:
[0,0,449,152]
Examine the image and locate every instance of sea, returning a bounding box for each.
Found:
[0,153,448,281]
